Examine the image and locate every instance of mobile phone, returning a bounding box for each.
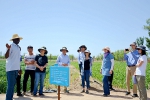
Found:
[125,49,129,51]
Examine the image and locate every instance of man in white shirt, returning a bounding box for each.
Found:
[5,34,23,100]
[23,46,36,95]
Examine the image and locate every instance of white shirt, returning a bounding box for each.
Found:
[135,55,147,76]
[78,52,85,64]
[24,54,36,70]
[56,54,70,66]
[6,43,21,72]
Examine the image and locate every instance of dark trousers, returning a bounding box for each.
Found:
[23,70,35,93]
[79,64,82,74]
[16,75,21,94]
[108,71,114,89]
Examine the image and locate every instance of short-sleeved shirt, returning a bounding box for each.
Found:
[102,53,114,76]
[35,54,48,73]
[24,54,36,70]
[6,43,21,72]
[135,55,147,76]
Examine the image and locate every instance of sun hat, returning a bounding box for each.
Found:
[136,45,147,51]
[102,47,111,52]
[130,42,137,46]
[85,50,90,53]
[38,46,48,54]
[10,34,23,41]
[60,47,69,52]
[80,45,87,50]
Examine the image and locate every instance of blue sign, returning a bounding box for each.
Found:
[50,65,70,87]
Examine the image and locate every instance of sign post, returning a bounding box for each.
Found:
[50,64,70,100]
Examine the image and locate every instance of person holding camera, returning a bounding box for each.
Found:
[124,42,140,97]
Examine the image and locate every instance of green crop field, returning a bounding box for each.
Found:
[71,61,150,89]
[0,60,56,93]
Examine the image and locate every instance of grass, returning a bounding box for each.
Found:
[0,60,56,93]
[71,61,150,89]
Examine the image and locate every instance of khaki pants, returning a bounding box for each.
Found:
[136,75,147,100]
[126,66,137,94]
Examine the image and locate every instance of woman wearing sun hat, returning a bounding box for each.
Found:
[100,47,114,97]
[56,47,70,93]
[33,46,48,96]
[134,45,148,100]
[81,50,92,94]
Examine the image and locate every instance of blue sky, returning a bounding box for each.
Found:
[0,0,150,57]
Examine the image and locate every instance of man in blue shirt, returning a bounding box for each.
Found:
[124,42,140,97]
[57,47,70,93]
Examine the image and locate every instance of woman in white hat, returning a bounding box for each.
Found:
[134,45,148,100]
[100,47,114,97]
[5,34,23,100]
[81,50,92,94]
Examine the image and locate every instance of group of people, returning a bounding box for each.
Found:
[5,34,148,100]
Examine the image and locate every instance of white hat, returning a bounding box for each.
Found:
[102,47,111,52]
[85,50,90,53]
[10,34,23,41]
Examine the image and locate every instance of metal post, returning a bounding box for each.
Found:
[58,86,60,100]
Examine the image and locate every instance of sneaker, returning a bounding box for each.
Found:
[110,88,115,91]
[132,94,138,97]
[81,90,85,93]
[33,94,37,97]
[86,90,89,94]
[125,92,131,95]
[64,90,69,93]
[17,93,23,97]
[39,94,45,96]
[103,94,108,97]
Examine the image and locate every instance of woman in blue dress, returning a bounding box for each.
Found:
[100,47,114,97]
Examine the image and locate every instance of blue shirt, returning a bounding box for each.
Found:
[102,53,114,76]
[56,54,70,66]
[124,50,140,66]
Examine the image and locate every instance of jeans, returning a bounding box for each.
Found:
[6,70,18,100]
[103,75,110,95]
[79,64,82,74]
[33,72,45,95]
[81,70,90,89]
[16,75,21,94]
[23,70,35,93]
[108,71,114,89]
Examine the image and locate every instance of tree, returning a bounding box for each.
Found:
[144,18,150,49]
[136,37,144,46]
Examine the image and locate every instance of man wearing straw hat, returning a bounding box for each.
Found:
[5,34,23,100]
[56,47,70,93]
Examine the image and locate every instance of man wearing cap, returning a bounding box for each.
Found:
[124,42,140,97]
[5,34,23,100]
[56,47,70,93]
[33,46,48,96]
[23,46,36,95]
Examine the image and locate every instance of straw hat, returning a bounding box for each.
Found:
[102,47,111,52]
[10,34,23,41]
[60,47,69,52]
[38,46,48,54]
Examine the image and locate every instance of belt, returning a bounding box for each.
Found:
[128,65,136,67]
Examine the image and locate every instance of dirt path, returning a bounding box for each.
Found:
[0,65,150,100]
